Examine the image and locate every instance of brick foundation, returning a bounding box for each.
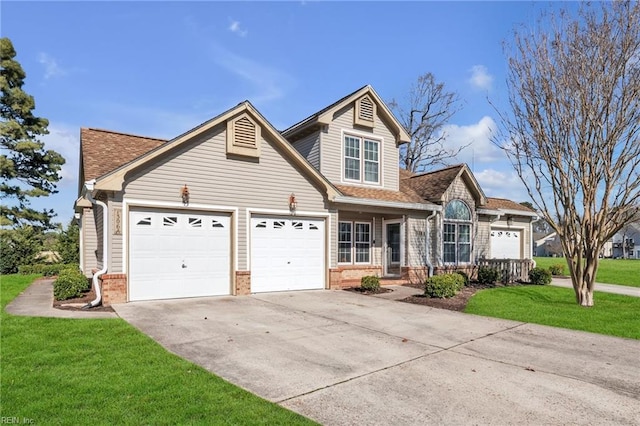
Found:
[235,271,251,295]
[329,265,383,288]
[401,267,430,285]
[100,273,127,305]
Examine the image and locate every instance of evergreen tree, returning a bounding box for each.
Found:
[1,37,64,229]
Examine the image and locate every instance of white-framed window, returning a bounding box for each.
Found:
[443,200,472,264]
[338,221,371,264]
[343,134,380,184]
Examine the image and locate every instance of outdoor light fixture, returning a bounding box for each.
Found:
[507,216,513,227]
[181,184,190,206]
[289,193,297,214]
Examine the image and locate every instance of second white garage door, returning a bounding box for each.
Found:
[251,216,325,293]
[129,209,231,301]
[490,229,522,259]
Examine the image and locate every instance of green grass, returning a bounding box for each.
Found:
[465,285,640,340]
[0,274,316,425]
[534,257,640,287]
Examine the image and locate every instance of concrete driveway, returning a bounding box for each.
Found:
[114,290,640,425]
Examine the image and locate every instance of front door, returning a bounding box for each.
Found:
[384,222,402,276]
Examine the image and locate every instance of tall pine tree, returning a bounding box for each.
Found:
[1,37,64,229]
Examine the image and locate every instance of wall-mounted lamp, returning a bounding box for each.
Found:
[289,193,297,215]
[181,184,190,206]
[506,216,513,227]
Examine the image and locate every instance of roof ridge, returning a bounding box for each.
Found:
[82,127,167,141]
[410,163,465,178]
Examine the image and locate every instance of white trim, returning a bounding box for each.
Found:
[246,208,331,272]
[122,198,239,275]
[340,129,384,187]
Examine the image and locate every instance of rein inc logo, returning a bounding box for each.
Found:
[1,418,34,424]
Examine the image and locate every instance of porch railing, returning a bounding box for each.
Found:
[476,258,535,283]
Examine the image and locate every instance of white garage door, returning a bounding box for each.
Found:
[251,216,325,293]
[490,229,522,259]
[129,209,231,301]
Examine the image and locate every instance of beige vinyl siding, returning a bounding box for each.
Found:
[406,215,428,267]
[292,131,321,171]
[82,208,98,276]
[476,217,491,260]
[123,124,329,271]
[94,203,104,270]
[321,105,399,191]
[109,195,123,273]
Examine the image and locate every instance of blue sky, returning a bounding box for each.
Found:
[3,1,560,224]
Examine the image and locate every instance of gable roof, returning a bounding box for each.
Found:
[84,101,339,200]
[79,128,166,186]
[282,85,411,145]
[402,164,487,205]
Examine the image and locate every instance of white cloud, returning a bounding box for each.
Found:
[228,19,248,37]
[442,116,504,165]
[37,53,67,79]
[42,124,80,188]
[475,168,531,203]
[468,65,493,91]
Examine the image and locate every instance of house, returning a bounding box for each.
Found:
[75,85,538,304]
[534,232,563,257]
[612,222,640,259]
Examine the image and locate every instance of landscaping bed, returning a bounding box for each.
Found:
[344,286,393,295]
[400,282,498,311]
[52,283,114,312]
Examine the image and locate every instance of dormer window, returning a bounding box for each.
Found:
[354,95,376,128]
[343,134,380,184]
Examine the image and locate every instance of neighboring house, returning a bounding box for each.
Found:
[612,222,640,259]
[75,85,537,304]
[534,232,563,257]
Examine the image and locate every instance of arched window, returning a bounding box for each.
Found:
[443,200,472,263]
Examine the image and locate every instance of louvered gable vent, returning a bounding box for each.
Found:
[354,95,376,128]
[234,116,256,148]
[226,112,261,158]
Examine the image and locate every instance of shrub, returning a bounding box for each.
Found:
[529,267,552,285]
[548,263,565,276]
[456,270,470,286]
[53,268,89,301]
[18,263,79,276]
[425,274,465,298]
[360,275,381,292]
[477,266,500,285]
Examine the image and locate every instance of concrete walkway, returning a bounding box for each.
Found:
[550,277,640,297]
[4,278,118,319]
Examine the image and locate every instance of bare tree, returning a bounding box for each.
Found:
[390,73,465,172]
[495,2,640,306]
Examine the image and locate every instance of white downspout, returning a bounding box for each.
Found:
[84,180,107,308]
[425,210,437,277]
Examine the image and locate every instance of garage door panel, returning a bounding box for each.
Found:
[490,229,522,259]
[251,217,325,293]
[129,209,231,301]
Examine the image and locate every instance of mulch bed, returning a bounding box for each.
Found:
[344,286,393,295]
[401,282,519,312]
[53,285,114,312]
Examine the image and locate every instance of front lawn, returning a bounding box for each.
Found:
[534,257,640,287]
[0,275,315,425]
[465,285,640,340]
